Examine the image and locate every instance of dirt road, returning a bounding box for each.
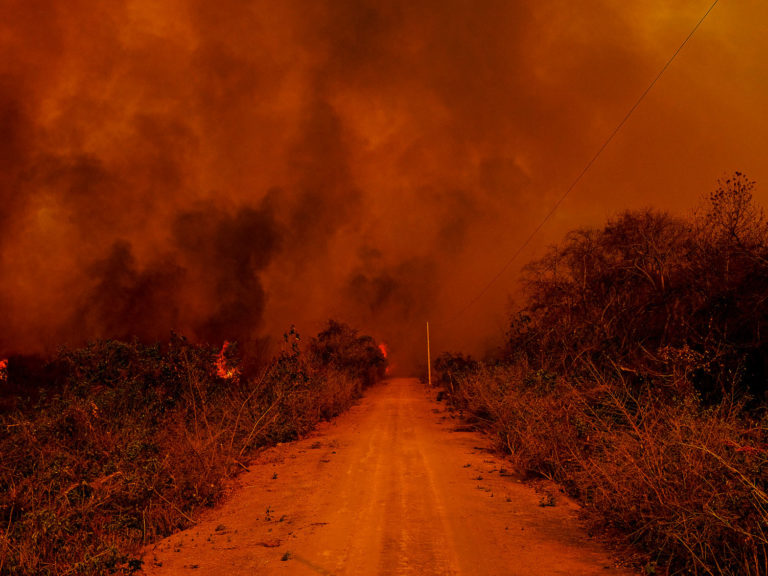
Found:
[142,378,635,575]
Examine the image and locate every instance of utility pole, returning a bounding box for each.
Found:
[426,321,432,387]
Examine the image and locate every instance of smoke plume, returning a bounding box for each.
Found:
[1,0,766,368]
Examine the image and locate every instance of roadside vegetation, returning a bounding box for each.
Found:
[437,173,768,576]
[0,321,386,575]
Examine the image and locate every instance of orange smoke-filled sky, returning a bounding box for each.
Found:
[1,0,766,367]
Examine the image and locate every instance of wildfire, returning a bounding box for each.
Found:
[0,358,7,384]
[215,341,239,380]
[378,343,391,375]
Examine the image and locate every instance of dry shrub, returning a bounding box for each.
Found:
[308,368,361,421]
[441,176,768,575]
[449,366,768,575]
[0,324,385,575]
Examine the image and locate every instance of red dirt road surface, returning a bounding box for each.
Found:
[141,378,636,575]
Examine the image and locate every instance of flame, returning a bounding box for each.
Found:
[215,341,239,380]
[0,358,7,384]
[378,343,391,375]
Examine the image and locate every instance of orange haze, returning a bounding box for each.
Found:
[1,1,767,369]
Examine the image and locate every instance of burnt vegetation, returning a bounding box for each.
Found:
[0,321,386,575]
[437,174,768,576]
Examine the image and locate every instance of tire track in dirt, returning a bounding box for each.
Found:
[141,378,636,575]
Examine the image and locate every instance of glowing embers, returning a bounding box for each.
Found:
[215,341,239,380]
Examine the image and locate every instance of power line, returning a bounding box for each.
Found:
[446,0,720,324]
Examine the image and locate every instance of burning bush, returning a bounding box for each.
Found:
[0,323,387,575]
[309,320,387,388]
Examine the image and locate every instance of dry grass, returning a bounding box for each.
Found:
[433,179,768,575]
[445,364,768,575]
[0,323,385,575]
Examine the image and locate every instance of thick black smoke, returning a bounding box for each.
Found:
[0,1,765,368]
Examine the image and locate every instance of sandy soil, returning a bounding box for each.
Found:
[141,378,636,575]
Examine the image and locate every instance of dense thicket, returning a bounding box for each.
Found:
[438,174,768,576]
[0,322,385,575]
[309,320,387,389]
[512,172,768,405]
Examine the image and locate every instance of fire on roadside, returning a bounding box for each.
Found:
[378,343,391,375]
[215,341,239,380]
